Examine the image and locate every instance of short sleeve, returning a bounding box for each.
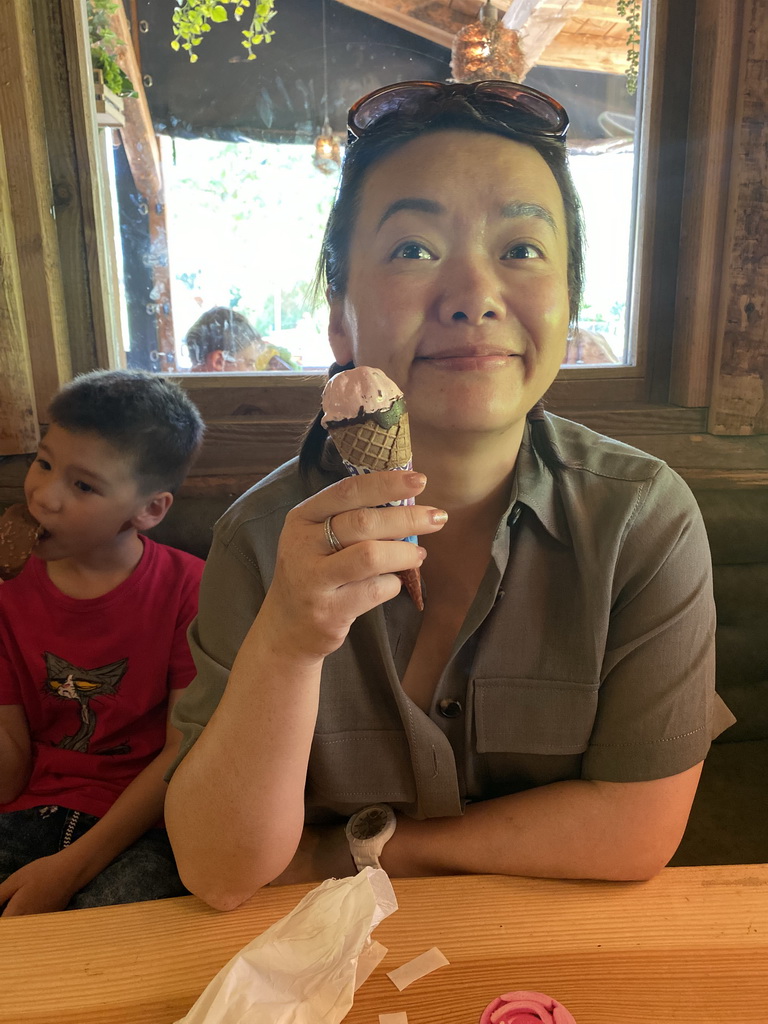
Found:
[168,557,206,690]
[582,466,735,782]
[168,527,267,776]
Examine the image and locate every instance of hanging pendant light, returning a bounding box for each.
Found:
[313,117,340,174]
[313,0,341,174]
[450,2,526,84]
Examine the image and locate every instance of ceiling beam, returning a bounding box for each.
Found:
[333,0,627,76]
[332,0,467,49]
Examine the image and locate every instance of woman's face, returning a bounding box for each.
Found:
[329,130,571,444]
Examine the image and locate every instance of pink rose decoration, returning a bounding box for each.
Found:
[480,990,577,1024]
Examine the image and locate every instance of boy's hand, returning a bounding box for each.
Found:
[0,852,83,916]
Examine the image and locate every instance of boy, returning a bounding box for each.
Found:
[0,369,205,916]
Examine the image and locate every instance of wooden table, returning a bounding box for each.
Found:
[1,864,766,1024]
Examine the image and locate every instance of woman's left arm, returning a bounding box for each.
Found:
[383,763,703,881]
[275,764,702,885]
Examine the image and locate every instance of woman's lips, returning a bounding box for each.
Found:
[417,352,522,371]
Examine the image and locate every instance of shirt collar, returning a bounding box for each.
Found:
[514,419,571,547]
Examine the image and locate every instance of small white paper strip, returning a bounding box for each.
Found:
[379,1014,409,1024]
[386,946,450,992]
[354,940,388,991]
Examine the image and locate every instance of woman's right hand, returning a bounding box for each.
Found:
[258,470,446,664]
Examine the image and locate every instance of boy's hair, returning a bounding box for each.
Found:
[185,306,262,365]
[48,370,205,494]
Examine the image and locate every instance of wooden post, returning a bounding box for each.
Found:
[0,0,72,419]
[670,0,747,407]
[109,0,176,368]
[0,123,39,455]
[708,0,768,435]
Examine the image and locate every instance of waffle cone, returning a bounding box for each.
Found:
[328,411,423,610]
[328,412,412,473]
[397,566,424,611]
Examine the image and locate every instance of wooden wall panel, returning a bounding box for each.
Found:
[0,124,39,455]
[0,0,72,419]
[31,0,107,376]
[709,0,768,434]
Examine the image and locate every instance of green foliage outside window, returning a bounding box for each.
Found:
[617,0,641,94]
[87,0,137,97]
[171,0,278,63]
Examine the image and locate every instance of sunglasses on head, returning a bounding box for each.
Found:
[347,80,569,143]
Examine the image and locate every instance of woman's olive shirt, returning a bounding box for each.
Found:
[170,413,734,821]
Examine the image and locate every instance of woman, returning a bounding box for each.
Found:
[165,81,733,910]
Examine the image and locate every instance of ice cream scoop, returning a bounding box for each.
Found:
[0,504,42,580]
[321,367,423,610]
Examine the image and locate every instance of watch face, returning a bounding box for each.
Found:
[350,806,390,841]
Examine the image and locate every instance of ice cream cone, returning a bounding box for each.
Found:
[0,504,42,580]
[322,368,424,611]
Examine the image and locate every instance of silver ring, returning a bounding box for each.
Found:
[323,515,344,553]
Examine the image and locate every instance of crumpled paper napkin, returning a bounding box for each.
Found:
[175,867,398,1024]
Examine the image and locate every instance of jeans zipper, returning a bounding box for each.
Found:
[62,809,81,848]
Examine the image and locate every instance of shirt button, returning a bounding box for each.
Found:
[509,504,522,525]
[438,698,463,718]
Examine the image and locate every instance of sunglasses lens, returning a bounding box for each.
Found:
[351,84,442,132]
[477,84,566,131]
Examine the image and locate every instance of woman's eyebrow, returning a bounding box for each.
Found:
[377,198,444,231]
[501,201,557,232]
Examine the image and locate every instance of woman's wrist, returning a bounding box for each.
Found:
[244,596,333,675]
[378,814,452,878]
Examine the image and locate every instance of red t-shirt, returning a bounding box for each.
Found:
[0,536,204,817]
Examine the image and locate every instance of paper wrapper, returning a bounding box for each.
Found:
[327,411,424,611]
[175,867,397,1024]
[0,504,42,581]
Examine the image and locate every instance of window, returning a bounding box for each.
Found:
[103,0,647,382]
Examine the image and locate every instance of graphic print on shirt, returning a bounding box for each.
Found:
[43,652,129,753]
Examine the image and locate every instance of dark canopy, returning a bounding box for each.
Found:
[136,0,636,143]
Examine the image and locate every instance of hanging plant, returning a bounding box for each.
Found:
[171,1,278,63]
[617,0,641,95]
[87,0,137,97]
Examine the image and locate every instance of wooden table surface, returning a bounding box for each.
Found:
[1,864,766,1024]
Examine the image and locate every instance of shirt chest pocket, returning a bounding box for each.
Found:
[308,730,417,807]
[473,677,599,755]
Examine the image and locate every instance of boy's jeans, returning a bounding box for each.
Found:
[0,805,188,910]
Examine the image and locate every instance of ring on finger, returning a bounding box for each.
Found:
[323,515,344,553]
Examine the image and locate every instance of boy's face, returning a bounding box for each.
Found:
[24,424,161,565]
